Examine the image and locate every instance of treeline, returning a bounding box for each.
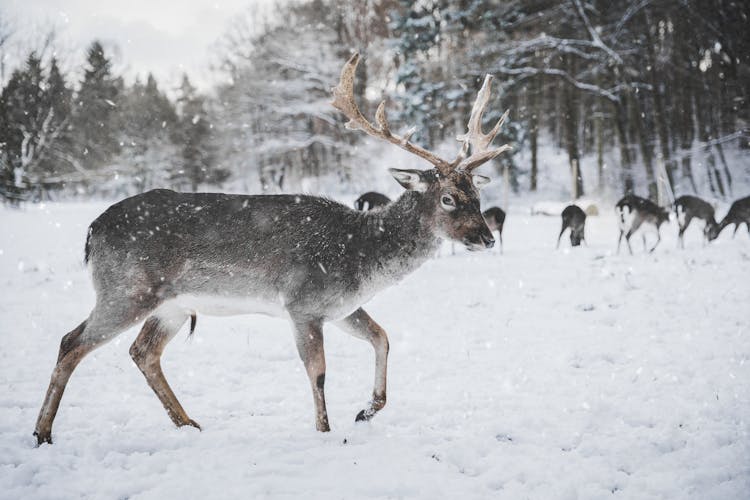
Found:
[0,42,225,202]
[388,0,749,200]
[1,0,748,203]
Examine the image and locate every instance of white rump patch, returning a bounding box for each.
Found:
[676,205,687,227]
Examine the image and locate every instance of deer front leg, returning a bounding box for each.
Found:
[336,308,389,423]
[291,318,329,432]
[556,226,566,249]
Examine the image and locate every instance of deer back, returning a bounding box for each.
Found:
[86,189,441,320]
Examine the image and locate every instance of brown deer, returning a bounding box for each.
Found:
[482,206,506,253]
[556,204,586,248]
[615,194,670,254]
[673,195,718,247]
[710,195,750,240]
[354,191,391,211]
[33,52,510,445]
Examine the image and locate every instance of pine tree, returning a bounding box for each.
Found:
[38,57,73,178]
[73,41,120,170]
[116,73,178,192]
[175,74,223,191]
[0,52,72,200]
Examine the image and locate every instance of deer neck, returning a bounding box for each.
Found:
[361,190,442,274]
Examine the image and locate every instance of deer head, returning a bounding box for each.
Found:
[331,53,511,251]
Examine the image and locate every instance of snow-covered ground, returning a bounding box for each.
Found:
[1,201,749,499]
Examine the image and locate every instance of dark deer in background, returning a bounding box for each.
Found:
[33,52,511,445]
[673,195,718,248]
[556,204,586,248]
[482,206,505,253]
[616,194,670,254]
[710,195,750,240]
[354,191,391,211]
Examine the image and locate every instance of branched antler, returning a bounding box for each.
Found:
[331,53,453,175]
[332,52,510,175]
[452,75,512,171]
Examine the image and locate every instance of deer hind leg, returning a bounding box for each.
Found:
[678,216,692,249]
[34,299,148,445]
[336,308,389,423]
[129,308,199,430]
[498,230,504,254]
[291,317,329,432]
[649,230,662,253]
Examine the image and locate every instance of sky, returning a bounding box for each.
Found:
[1,0,275,91]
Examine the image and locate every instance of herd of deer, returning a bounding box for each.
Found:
[31,53,749,447]
[356,190,750,254]
[615,193,750,254]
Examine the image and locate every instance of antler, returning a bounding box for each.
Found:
[331,53,454,176]
[452,75,512,171]
[331,53,510,175]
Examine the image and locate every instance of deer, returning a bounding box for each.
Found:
[673,195,718,248]
[556,204,586,248]
[33,52,511,446]
[482,206,505,253]
[354,191,391,211]
[709,195,750,240]
[615,194,670,254]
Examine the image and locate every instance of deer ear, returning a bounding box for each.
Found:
[472,174,491,189]
[389,168,430,192]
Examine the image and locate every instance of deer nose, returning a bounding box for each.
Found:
[481,233,495,249]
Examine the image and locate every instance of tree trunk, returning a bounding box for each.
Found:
[644,8,675,189]
[614,98,633,194]
[631,92,657,200]
[529,75,540,191]
[679,87,698,193]
[694,87,725,196]
[563,56,583,198]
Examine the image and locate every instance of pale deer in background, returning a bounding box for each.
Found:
[616,194,670,254]
[33,52,511,445]
[354,191,391,211]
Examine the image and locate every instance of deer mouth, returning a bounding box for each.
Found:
[463,235,495,251]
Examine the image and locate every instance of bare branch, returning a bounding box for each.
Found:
[571,0,623,65]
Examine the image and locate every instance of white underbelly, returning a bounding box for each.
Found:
[160,293,287,318]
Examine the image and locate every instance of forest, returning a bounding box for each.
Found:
[1,0,748,203]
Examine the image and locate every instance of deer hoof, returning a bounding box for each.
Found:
[355,408,376,422]
[180,419,201,431]
[33,430,52,446]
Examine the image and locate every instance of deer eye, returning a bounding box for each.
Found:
[440,194,456,210]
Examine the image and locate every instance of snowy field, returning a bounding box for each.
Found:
[1,200,749,499]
